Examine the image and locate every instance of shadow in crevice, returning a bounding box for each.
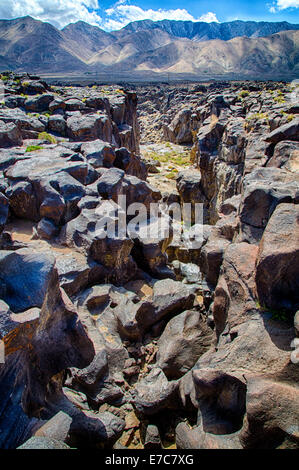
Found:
[261,311,295,352]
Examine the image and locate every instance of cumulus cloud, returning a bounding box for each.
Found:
[0,0,103,29]
[269,0,299,12]
[0,0,219,31]
[103,4,219,30]
[198,12,219,22]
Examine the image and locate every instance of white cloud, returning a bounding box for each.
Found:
[104,4,219,30]
[0,0,103,29]
[198,12,219,22]
[269,0,299,12]
[0,0,220,31]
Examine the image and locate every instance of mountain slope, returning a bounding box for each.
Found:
[131,30,299,77]
[118,19,299,41]
[62,21,115,59]
[0,16,87,72]
[0,16,298,78]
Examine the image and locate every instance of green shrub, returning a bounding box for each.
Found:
[38,132,57,144]
[239,90,250,98]
[166,169,178,179]
[25,145,43,152]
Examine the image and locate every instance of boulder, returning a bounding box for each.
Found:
[255,203,299,312]
[0,248,55,312]
[48,115,66,135]
[114,147,147,180]
[266,140,299,171]
[199,233,230,287]
[81,140,115,168]
[132,367,179,415]
[25,94,54,112]
[64,98,85,111]
[35,217,58,240]
[192,369,246,435]
[264,118,299,145]
[59,206,137,285]
[238,168,299,243]
[144,425,162,449]
[34,411,72,442]
[0,108,45,139]
[135,279,195,330]
[176,421,242,449]
[212,242,259,338]
[21,80,46,95]
[240,377,299,449]
[67,113,112,142]
[6,180,39,221]
[156,310,213,379]
[163,108,193,144]
[0,121,22,147]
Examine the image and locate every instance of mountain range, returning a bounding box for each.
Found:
[0,16,298,79]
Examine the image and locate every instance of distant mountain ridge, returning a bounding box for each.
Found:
[0,16,298,79]
[119,18,299,41]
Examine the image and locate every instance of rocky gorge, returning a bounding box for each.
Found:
[0,71,298,450]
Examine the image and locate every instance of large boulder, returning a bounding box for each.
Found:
[0,249,55,312]
[67,113,113,142]
[266,140,299,171]
[0,248,95,448]
[238,168,299,243]
[25,94,54,113]
[114,147,147,180]
[264,118,299,145]
[255,203,299,312]
[163,108,193,144]
[156,310,213,379]
[80,140,115,168]
[59,205,137,285]
[0,121,22,148]
[0,108,45,139]
[212,242,259,338]
[132,367,179,415]
[240,377,299,449]
[135,279,195,330]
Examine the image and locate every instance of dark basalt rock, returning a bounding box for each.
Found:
[0,121,23,147]
[255,203,299,312]
[0,76,298,450]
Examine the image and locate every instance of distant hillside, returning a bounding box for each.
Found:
[0,16,298,79]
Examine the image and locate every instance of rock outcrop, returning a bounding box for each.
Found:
[0,74,298,450]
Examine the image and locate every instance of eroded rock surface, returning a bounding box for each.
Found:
[0,74,298,450]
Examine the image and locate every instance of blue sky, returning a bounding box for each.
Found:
[0,0,298,30]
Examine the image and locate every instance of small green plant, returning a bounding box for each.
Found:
[166,169,179,179]
[274,96,286,104]
[282,112,294,122]
[25,145,43,152]
[256,301,292,323]
[144,150,190,167]
[38,132,57,144]
[164,142,172,149]
[239,90,250,98]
